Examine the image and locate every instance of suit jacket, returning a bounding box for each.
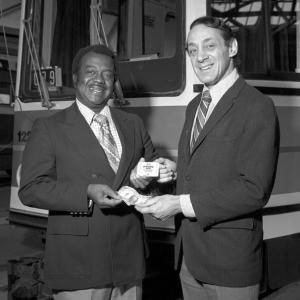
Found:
[175,77,280,287]
[19,102,157,290]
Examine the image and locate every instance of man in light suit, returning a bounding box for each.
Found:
[18,44,172,300]
[136,17,280,299]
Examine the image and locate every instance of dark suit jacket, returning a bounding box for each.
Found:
[19,102,157,290]
[175,77,280,287]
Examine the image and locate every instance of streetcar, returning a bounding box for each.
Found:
[9,0,300,293]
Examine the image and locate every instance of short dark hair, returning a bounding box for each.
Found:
[190,16,234,46]
[72,44,116,75]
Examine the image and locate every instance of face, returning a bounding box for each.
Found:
[73,51,115,112]
[187,24,237,87]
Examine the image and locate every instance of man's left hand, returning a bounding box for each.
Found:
[155,157,177,183]
[135,194,182,220]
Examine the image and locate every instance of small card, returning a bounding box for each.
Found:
[137,162,159,177]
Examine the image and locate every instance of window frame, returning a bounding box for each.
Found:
[207,0,300,84]
[19,0,186,102]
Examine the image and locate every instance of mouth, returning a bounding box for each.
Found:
[89,84,105,94]
[199,64,213,71]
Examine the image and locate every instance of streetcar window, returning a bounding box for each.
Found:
[20,0,184,101]
[209,0,300,79]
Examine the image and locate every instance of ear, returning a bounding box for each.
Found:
[72,73,77,88]
[229,38,238,58]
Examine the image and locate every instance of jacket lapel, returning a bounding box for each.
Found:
[58,104,136,188]
[190,77,245,156]
[110,108,135,189]
[181,94,201,163]
[58,103,109,168]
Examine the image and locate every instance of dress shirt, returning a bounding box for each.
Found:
[76,100,123,212]
[181,69,240,218]
[76,99,122,157]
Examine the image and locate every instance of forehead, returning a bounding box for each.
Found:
[187,24,224,44]
[80,52,114,69]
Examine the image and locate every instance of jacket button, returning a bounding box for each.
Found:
[185,175,190,181]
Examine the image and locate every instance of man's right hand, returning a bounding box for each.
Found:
[130,157,153,189]
[87,184,122,208]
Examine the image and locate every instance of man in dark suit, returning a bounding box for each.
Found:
[136,17,280,299]
[18,45,171,300]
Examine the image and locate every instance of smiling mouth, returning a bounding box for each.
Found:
[199,65,212,71]
[89,85,105,93]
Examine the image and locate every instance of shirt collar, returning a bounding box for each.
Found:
[206,68,239,103]
[76,99,111,126]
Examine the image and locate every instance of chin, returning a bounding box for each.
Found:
[197,74,214,85]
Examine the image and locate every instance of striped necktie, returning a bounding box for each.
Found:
[190,90,212,152]
[93,114,120,173]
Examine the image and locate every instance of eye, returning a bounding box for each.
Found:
[102,70,114,81]
[206,43,216,50]
[86,68,95,75]
[187,47,198,57]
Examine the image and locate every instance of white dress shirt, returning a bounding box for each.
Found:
[76,99,122,157]
[180,69,240,218]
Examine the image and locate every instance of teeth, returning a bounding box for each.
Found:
[200,66,210,70]
[90,86,104,93]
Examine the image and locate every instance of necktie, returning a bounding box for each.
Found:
[93,114,120,173]
[190,90,212,152]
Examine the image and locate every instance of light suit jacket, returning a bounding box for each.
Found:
[19,102,157,290]
[175,77,280,287]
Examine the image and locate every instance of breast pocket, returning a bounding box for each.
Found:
[204,133,240,168]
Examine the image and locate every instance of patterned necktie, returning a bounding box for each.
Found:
[190,89,212,152]
[93,114,120,173]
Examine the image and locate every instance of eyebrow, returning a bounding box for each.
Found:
[84,64,96,69]
[187,37,217,46]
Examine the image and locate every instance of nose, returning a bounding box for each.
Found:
[94,71,105,82]
[197,48,208,62]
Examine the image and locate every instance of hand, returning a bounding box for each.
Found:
[135,194,182,220]
[87,184,122,208]
[130,157,153,189]
[155,157,177,183]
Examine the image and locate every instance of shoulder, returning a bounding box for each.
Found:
[110,107,144,125]
[34,103,76,124]
[237,81,278,125]
[30,106,74,138]
[242,82,276,112]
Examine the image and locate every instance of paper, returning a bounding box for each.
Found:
[118,186,151,206]
[137,161,159,177]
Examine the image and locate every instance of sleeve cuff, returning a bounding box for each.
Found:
[179,194,196,218]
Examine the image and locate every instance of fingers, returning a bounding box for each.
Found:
[157,164,176,183]
[157,168,173,183]
[88,184,123,208]
[130,158,152,188]
[130,173,151,189]
[156,157,177,171]
[101,196,123,208]
[102,185,122,200]
[154,157,166,164]
[136,197,158,207]
[139,157,145,163]
[130,177,149,189]
[135,202,157,214]
[134,197,159,214]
